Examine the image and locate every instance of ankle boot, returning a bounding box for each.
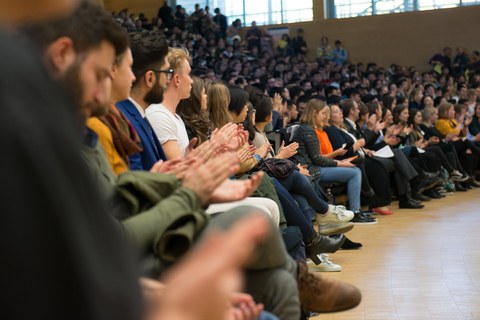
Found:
[341,236,363,250]
[419,169,440,179]
[455,182,468,192]
[306,233,345,264]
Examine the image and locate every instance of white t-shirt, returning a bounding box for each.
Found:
[146,103,190,157]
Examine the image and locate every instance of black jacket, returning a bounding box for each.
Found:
[324,125,357,159]
[291,124,336,174]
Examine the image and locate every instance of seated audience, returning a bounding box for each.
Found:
[291,99,375,224]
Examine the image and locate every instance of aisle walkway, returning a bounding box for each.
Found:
[312,188,480,320]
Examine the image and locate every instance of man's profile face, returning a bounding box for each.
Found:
[63,40,115,117]
[144,56,170,105]
[177,58,193,100]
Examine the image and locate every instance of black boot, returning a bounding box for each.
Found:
[424,189,443,199]
[341,236,363,250]
[306,233,346,264]
[399,194,425,209]
[412,192,431,202]
[411,176,442,195]
[455,182,468,192]
[419,169,440,179]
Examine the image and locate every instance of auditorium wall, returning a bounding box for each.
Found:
[103,0,480,71]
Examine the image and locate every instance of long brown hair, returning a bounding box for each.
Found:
[437,102,453,119]
[300,98,327,127]
[206,81,232,129]
[177,76,210,145]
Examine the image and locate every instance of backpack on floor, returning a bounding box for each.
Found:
[439,167,455,192]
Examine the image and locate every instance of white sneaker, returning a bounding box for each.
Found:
[316,205,354,224]
[318,222,354,236]
[308,254,342,272]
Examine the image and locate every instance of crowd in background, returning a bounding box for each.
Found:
[110,3,480,189]
[94,3,480,274]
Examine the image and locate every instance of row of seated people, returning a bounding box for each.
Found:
[75,21,366,320]
[87,32,479,285]
[90,39,362,278]
[91,7,480,320]
[18,3,365,320]
[111,8,480,186]
[284,96,480,198]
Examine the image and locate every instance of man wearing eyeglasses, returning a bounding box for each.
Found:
[146,47,193,159]
[116,34,172,171]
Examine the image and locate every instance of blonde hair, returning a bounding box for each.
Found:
[323,105,331,128]
[437,102,453,119]
[421,106,437,122]
[300,99,328,127]
[167,47,192,72]
[206,81,232,129]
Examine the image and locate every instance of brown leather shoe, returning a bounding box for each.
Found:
[297,263,361,313]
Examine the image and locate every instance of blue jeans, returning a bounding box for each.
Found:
[271,178,316,241]
[292,194,316,222]
[276,170,329,214]
[258,310,279,320]
[315,166,362,212]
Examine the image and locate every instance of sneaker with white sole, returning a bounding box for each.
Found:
[316,205,354,225]
[318,222,354,236]
[308,254,342,272]
[351,212,378,225]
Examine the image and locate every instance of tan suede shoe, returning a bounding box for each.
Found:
[297,262,361,313]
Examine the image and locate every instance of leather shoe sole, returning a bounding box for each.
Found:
[318,222,354,236]
[399,201,425,209]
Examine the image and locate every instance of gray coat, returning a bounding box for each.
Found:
[291,124,337,175]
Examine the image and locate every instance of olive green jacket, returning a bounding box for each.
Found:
[81,130,208,269]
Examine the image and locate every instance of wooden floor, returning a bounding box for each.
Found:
[311,188,480,320]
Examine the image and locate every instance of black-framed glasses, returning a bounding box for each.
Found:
[151,68,174,81]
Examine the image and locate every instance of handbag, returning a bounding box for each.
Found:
[255,158,296,178]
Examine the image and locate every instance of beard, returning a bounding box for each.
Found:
[144,80,165,105]
[61,60,109,118]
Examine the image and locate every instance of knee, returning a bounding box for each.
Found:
[353,167,362,177]
[245,269,301,319]
[208,206,278,233]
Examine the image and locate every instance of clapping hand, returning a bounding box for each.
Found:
[297,164,310,176]
[375,120,386,132]
[276,141,298,159]
[272,93,282,111]
[237,145,256,162]
[208,172,264,205]
[182,152,240,204]
[225,293,264,320]
[255,142,271,159]
[403,124,413,135]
